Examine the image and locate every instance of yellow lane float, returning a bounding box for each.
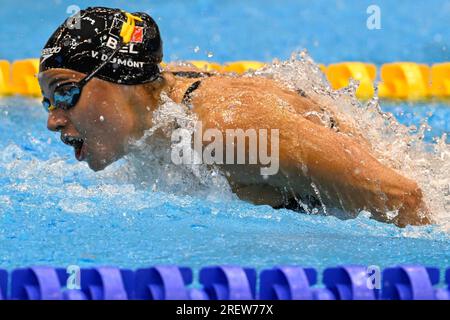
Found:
[326,62,376,99]
[222,61,265,74]
[318,64,327,74]
[431,63,450,97]
[0,60,11,95]
[11,59,41,96]
[378,62,430,99]
[188,60,223,72]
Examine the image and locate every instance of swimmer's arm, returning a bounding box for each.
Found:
[192,79,429,226]
[278,114,431,227]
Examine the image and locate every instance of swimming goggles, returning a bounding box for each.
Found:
[42,12,142,113]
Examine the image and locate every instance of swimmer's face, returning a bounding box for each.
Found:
[38,69,143,171]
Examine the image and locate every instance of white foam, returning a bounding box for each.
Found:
[251,51,449,231]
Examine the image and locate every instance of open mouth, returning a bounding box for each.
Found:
[61,135,86,161]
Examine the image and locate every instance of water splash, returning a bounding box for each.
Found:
[105,93,235,203]
[250,50,449,231]
[106,51,450,232]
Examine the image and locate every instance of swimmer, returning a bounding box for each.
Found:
[38,7,431,227]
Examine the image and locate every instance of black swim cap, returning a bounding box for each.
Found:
[39,7,163,84]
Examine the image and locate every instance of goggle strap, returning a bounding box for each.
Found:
[81,43,123,84]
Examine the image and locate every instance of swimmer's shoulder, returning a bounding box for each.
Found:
[196,74,314,113]
[199,73,306,99]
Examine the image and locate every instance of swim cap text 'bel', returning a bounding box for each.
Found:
[39,7,163,85]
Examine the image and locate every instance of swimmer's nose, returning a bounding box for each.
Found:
[47,110,68,132]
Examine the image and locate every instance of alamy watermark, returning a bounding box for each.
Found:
[66,5,81,30]
[366,265,381,290]
[367,5,381,30]
[171,121,280,176]
[66,265,81,290]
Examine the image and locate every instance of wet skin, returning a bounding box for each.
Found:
[38,67,431,227]
[39,69,159,171]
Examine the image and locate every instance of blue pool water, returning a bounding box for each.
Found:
[0,0,449,273]
[0,98,449,272]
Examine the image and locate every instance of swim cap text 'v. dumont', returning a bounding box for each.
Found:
[39,7,163,85]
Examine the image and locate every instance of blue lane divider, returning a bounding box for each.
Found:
[11,267,66,300]
[0,265,449,300]
[0,269,7,300]
[446,268,450,298]
[447,268,450,293]
[381,265,440,300]
[63,289,88,300]
[76,267,134,300]
[323,266,378,300]
[134,266,192,300]
[259,266,318,300]
[435,268,450,300]
[198,266,257,300]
